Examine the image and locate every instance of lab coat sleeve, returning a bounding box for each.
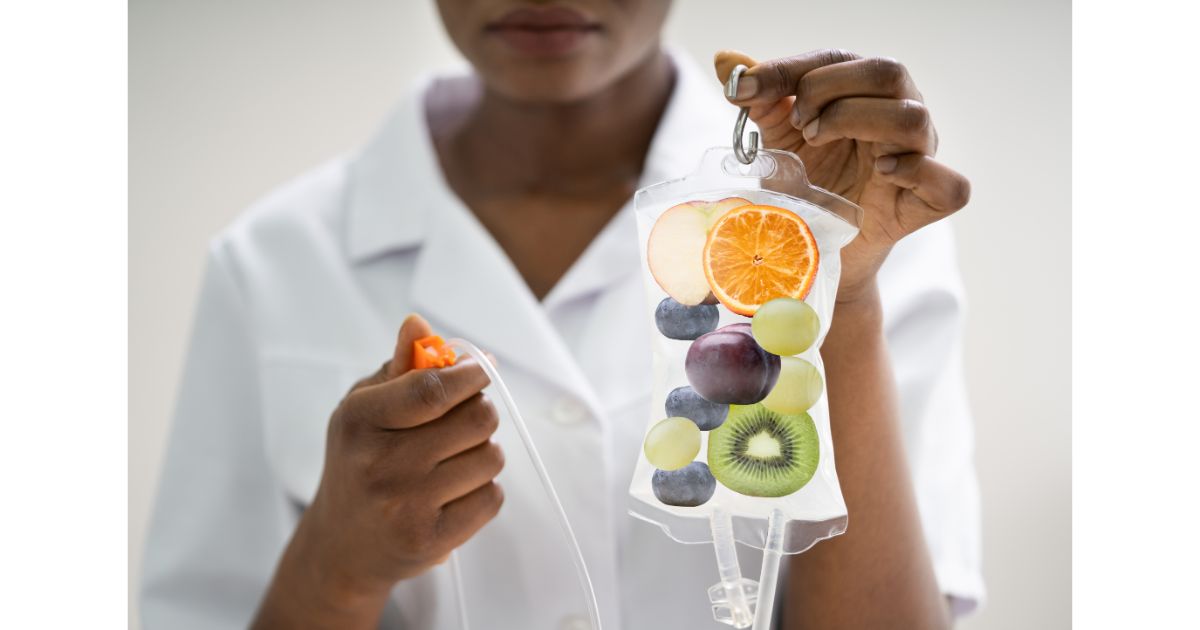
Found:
[879,223,986,616]
[140,239,294,629]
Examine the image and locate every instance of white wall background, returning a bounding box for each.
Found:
[130,1,1070,628]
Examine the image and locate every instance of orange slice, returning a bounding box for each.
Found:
[702,205,819,316]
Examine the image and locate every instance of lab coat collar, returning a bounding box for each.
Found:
[342,49,728,264]
[539,198,637,312]
[342,74,443,262]
[539,51,730,310]
[409,198,604,408]
[342,50,730,403]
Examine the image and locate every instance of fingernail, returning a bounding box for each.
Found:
[789,108,804,129]
[875,155,898,174]
[735,75,758,100]
[802,118,820,141]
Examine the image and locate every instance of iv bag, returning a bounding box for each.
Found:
[628,147,861,555]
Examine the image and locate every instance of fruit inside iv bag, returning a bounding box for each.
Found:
[709,404,819,498]
[686,324,780,405]
[630,148,859,630]
[646,197,751,306]
[644,417,702,471]
[641,197,829,503]
[752,298,819,356]
[761,357,824,416]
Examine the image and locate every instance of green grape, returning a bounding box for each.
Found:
[751,298,820,356]
[643,417,701,471]
[761,357,824,415]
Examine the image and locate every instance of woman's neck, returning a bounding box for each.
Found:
[432,47,675,200]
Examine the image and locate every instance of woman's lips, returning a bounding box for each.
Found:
[485,6,601,56]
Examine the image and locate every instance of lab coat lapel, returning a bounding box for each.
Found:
[343,80,597,409]
[410,202,602,412]
[354,50,729,417]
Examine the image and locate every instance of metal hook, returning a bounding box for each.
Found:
[726,64,758,164]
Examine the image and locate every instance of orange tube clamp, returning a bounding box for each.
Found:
[413,335,458,369]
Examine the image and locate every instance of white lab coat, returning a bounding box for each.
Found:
[141,53,984,629]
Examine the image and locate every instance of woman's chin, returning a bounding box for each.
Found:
[480,64,616,105]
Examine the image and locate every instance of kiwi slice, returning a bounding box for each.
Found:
[707,403,819,497]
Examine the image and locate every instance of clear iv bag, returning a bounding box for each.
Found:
[627,147,862,627]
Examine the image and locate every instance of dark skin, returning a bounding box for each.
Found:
[253,2,969,628]
[428,48,674,298]
[716,49,968,629]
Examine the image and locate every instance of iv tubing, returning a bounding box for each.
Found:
[751,509,787,630]
[449,546,470,629]
[445,339,603,630]
[711,507,754,628]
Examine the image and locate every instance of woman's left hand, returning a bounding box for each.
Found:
[715,50,971,304]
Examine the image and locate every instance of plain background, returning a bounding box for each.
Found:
[130,1,1070,628]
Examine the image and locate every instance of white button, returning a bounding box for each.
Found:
[559,614,591,630]
[550,396,589,425]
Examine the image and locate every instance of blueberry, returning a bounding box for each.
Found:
[652,462,717,507]
[655,297,719,340]
[665,386,729,431]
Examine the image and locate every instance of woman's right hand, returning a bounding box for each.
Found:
[253,314,504,629]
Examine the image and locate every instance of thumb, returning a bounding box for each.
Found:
[713,49,758,98]
[387,313,435,379]
[716,49,860,105]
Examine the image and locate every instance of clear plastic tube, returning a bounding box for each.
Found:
[709,507,755,628]
[449,547,470,629]
[751,510,786,630]
[445,339,603,630]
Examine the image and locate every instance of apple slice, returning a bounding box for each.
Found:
[647,197,751,305]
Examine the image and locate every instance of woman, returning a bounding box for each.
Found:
[142,1,981,628]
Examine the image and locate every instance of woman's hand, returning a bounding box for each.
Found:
[715,50,965,629]
[715,50,971,304]
[253,314,504,629]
